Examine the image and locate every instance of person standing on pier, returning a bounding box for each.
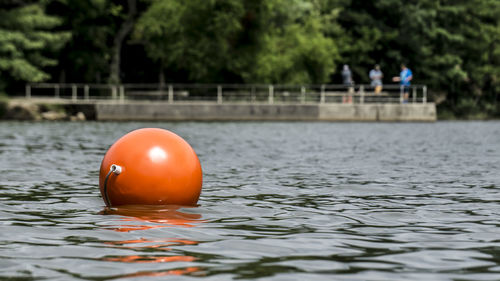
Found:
[392,64,413,103]
[369,64,384,94]
[342,65,353,86]
[341,65,354,103]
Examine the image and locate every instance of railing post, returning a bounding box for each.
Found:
[360,85,365,104]
[320,85,325,104]
[217,85,222,104]
[400,85,404,104]
[159,83,165,100]
[301,86,306,104]
[423,86,427,104]
[55,85,60,99]
[84,85,89,100]
[412,86,417,103]
[25,84,31,99]
[168,85,173,104]
[158,84,164,101]
[119,85,124,103]
[268,85,274,104]
[111,85,117,100]
[72,84,77,101]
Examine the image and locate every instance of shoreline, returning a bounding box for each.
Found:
[0,98,496,122]
[0,98,437,122]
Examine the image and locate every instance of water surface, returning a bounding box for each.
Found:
[0,121,499,280]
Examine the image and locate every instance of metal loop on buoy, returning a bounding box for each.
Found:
[110,164,122,175]
[103,164,122,207]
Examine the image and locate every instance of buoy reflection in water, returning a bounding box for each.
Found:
[100,205,204,278]
[102,204,204,232]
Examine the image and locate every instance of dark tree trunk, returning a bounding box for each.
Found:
[109,0,137,84]
[159,67,165,86]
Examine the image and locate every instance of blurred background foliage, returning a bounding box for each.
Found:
[0,0,498,118]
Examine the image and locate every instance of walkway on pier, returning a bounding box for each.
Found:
[20,83,436,121]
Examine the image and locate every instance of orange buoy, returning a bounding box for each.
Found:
[99,128,202,207]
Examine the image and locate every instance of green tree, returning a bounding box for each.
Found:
[109,0,137,84]
[49,0,140,84]
[445,0,500,117]
[0,1,70,91]
[389,0,500,117]
[134,0,245,83]
[247,0,341,84]
[336,0,499,117]
[134,0,341,84]
[48,0,110,83]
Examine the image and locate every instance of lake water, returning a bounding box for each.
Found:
[0,121,499,280]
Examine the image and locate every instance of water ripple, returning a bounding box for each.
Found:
[0,121,499,280]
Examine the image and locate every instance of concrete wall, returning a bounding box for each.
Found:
[319,103,436,121]
[96,102,436,122]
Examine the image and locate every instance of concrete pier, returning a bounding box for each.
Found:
[3,98,436,122]
[95,102,436,122]
[18,83,436,121]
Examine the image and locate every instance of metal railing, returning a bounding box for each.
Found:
[25,83,428,104]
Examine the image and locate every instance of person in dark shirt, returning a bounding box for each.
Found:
[342,64,353,86]
[341,65,353,103]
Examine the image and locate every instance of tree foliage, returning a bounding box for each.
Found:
[336,0,500,117]
[134,0,246,82]
[246,0,340,84]
[0,2,70,89]
[1,0,499,117]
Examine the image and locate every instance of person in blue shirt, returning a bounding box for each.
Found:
[392,64,413,103]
